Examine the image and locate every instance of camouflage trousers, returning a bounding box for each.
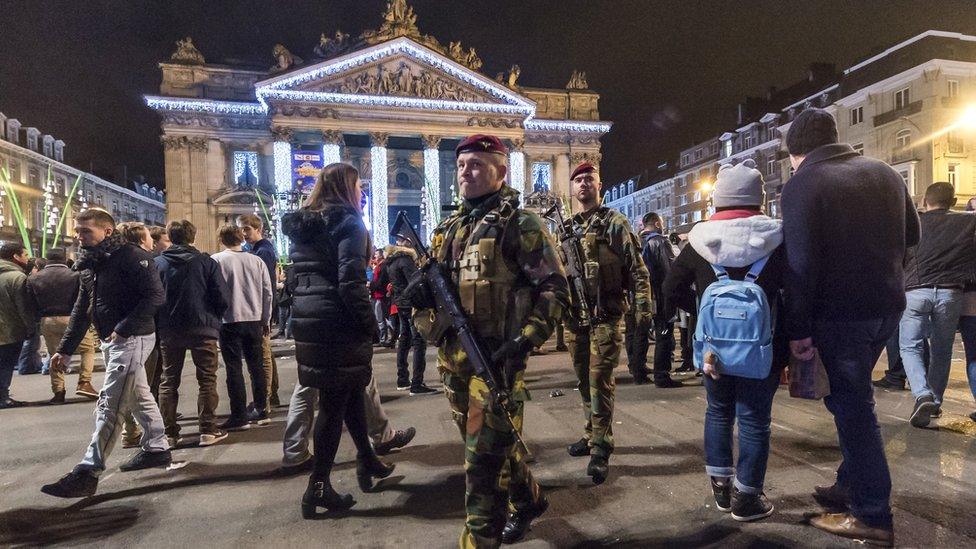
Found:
[566,318,623,458]
[441,367,541,549]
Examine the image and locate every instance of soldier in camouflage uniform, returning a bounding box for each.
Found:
[414,134,569,548]
[562,162,653,484]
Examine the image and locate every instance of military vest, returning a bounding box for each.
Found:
[573,207,626,315]
[435,198,533,341]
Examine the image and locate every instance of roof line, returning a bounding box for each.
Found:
[844,30,976,75]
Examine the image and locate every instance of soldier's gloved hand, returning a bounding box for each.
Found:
[637,306,654,326]
[491,336,533,365]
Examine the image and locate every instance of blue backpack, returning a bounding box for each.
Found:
[693,255,773,379]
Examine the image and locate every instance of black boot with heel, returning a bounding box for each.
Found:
[301,478,355,519]
[356,456,396,492]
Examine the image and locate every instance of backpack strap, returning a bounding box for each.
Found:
[710,263,730,281]
[745,254,771,282]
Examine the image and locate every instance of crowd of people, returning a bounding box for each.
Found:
[1,108,975,548]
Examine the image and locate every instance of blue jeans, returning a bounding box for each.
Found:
[900,288,963,405]
[703,369,779,494]
[958,315,976,400]
[0,341,21,400]
[815,315,899,530]
[17,330,42,375]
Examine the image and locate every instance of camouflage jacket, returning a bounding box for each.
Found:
[568,205,652,322]
[426,185,569,372]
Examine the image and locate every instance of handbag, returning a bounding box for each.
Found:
[788,350,831,400]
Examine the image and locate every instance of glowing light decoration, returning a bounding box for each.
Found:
[273,141,292,192]
[509,151,525,190]
[531,162,553,193]
[322,143,341,165]
[423,148,441,243]
[524,120,613,133]
[259,89,532,116]
[144,96,266,116]
[256,38,532,109]
[370,145,390,248]
[233,151,260,187]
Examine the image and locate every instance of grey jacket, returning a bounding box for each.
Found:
[0,259,35,346]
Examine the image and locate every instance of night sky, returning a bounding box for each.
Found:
[3,1,976,190]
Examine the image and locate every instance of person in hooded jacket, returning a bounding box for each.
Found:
[385,234,436,394]
[281,162,395,518]
[155,220,230,447]
[663,159,788,523]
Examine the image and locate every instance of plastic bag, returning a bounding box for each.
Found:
[788,350,831,400]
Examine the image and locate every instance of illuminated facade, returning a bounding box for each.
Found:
[147,1,610,252]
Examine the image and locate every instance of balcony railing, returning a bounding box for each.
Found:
[874,101,923,127]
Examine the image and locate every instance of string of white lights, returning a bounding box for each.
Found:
[423,148,441,243]
[322,143,341,165]
[145,96,266,116]
[370,145,389,247]
[509,151,526,191]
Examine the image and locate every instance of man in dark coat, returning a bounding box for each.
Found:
[781,108,919,546]
[385,234,436,394]
[155,220,229,447]
[641,212,681,387]
[43,208,169,498]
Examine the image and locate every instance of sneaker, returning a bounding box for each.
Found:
[119,450,172,472]
[910,395,938,428]
[409,384,440,396]
[41,470,98,498]
[396,383,410,391]
[75,382,99,399]
[199,429,229,447]
[674,364,696,374]
[872,377,906,390]
[730,488,774,522]
[930,407,942,419]
[167,436,182,449]
[49,391,66,405]
[0,397,26,409]
[248,407,271,425]
[374,427,417,456]
[219,417,252,432]
[710,476,732,512]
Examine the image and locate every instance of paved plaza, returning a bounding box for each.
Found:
[1,339,975,548]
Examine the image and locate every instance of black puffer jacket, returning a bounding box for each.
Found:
[282,204,374,388]
[154,245,228,341]
[59,235,165,355]
[27,264,80,317]
[385,246,418,309]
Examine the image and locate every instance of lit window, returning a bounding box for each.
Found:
[895,129,911,149]
[233,151,260,187]
[530,162,552,192]
[723,140,732,158]
[948,80,960,98]
[948,163,959,187]
[850,106,863,126]
[894,87,910,110]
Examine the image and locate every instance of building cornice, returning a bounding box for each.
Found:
[524,119,611,133]
[145,96,267,116]
[844,30,976,75]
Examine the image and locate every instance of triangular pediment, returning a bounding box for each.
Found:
[255,37,534,113]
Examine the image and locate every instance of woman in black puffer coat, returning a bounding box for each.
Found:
[281,162,393,518]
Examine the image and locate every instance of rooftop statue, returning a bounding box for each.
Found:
[170,37,205,65]
[271,44,303,72]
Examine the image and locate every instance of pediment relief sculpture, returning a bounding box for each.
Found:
[313,61,484,102]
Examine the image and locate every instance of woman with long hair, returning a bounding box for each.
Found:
[281,162,394,517]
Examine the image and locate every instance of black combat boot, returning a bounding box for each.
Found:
[501,494,550,544]
[587,455,609,485]
[567,438,590,457]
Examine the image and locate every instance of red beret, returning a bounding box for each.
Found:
[571,162,597,180]
[455,134,509,157]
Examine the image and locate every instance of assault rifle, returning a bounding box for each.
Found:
[393,211,528,454]
[543,200,592,328]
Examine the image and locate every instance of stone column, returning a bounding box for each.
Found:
[508,138,526,192]
[554,153,571,213]
[322,129,343,166]
[421,134,442,244]
[369,132,390,247]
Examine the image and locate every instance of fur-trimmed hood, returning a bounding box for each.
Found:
[687,215,782,267]
[385,245,416,261]
[281,204,362,244]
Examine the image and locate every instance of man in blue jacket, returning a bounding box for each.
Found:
[782,108,919,546]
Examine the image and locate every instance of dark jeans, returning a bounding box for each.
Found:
[652,320,675,382]
[679,315,696,369]
[624,312,651,379]
[276,305,293,338]
[220,322,267,421]
[0,341,22,400]
[704,369,779,494]
[396,308,427,389]
[815,315,899,529]
[17,330,42,375]
[959,315,976,398]
[881,324,928,383]
[159,335,221,437]
[312,374,373,479]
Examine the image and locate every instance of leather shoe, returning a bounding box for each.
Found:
[813,483,851,509]
[567,438,589,457]
[587,455,609,485]
[809,512,893,547]
[501,494,549,544]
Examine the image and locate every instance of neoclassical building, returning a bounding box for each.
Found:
[147,0,610,252]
